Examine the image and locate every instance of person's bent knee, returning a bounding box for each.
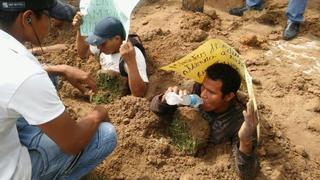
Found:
[97,122,117,156]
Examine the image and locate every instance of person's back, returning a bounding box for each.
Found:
[0,19,51,179]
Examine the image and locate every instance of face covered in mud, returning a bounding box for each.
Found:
[200,77,235,113]
[97,35,122,54]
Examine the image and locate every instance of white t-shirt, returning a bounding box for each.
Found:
[0,30,65,179]
[90,46,149,82]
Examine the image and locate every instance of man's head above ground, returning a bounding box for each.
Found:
[206,63,241,96]
[200,63,241,112]
[85,17,126,54]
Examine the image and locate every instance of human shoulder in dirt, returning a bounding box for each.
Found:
[229,0,307,40]
[73,12,148,97]
[150,63,258,179]
[0,0,116,179]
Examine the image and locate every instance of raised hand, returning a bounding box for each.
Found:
[72,11,83,29]
[162,86,188,102]
[119,41,136,66]
[238,99,258,154]
[239,99,257,142]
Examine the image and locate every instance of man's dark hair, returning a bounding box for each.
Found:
[0,0,49,29]
[0,11,20,28]
[0,10,43,30]
[206,63,241,96]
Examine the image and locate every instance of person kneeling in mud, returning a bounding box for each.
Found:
[151,63,258,180]
[73,13,148,98]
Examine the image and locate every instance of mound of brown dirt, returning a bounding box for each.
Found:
[39,0,320,179]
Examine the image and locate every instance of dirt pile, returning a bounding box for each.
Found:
[38,0,320,179]
[88,96,239,179]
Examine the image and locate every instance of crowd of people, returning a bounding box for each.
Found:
[0,0,309,179]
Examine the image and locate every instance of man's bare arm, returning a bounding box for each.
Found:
[72,12,91,58]
[120,41,146,97]
[43,64,97,93]
[29,44,68,55]
[38,105,108,155]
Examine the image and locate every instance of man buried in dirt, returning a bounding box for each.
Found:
[0,0,116,179]
[151,63,258,180]
[73,13,148,97]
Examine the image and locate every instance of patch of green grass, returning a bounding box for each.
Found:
[169,117,199,155]
[96,72,122,90]
[90,91,115,104]
[91,71,128,104]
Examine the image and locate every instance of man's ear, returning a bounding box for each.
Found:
[223,92,235,102]
[21,10,33,26]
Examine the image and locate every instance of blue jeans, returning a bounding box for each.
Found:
[246,0,262,9]
[17,118,117,180]
[17,74,117,179]
[246,0,308,22]
[286,0,308,23]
